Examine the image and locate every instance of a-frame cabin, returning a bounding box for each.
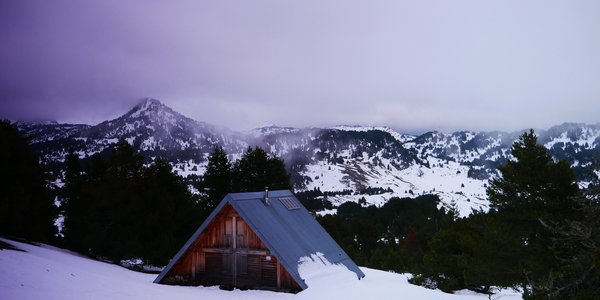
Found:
[154,190,364,292]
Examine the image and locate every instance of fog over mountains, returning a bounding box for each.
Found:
[16,98,600,216]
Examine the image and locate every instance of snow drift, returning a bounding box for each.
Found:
[0,238,521,300]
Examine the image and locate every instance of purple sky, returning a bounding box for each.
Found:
[1,0,599,133]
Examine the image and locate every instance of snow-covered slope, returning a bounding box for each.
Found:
[304,157,489,216]
[0,238,521,300]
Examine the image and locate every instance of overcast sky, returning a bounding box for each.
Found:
[1,0,599,133]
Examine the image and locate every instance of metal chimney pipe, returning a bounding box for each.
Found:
[264,187,270,206]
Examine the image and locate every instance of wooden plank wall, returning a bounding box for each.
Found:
[161,203,301,292]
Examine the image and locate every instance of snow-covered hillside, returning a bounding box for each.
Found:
[306,160,488,216]
[16,99,600,217]
[0,238,521,300]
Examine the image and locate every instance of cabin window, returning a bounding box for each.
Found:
[279,197,300,210]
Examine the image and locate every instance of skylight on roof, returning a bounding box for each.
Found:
[279,197,300,210]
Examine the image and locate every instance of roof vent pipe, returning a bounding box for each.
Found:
[263,187,270,206]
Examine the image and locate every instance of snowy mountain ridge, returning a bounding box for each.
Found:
[80,98,247,153]
[15,99,600,216]
[330,125,416,143]
[249,125,301,137]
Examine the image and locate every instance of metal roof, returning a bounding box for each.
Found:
[154,190,365,289]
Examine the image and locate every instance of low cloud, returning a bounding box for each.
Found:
[1,0,599,132]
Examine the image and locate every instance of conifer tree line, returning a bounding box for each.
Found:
[1,118,599,298]
[0,120,293,267]
[0,120,291,266]
[0,120,56,242]
[59,144,290,265]
[60,141,204,265]
[201,146,291,209]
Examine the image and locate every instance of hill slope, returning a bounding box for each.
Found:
[0,238,521,300]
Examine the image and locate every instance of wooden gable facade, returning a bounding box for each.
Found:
[158,203,301,292]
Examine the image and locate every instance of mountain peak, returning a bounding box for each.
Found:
[120,98,193,127]
[138,97,162,106]
[80,97,226,149]
[127,98,168,117]
[87,97,190,139]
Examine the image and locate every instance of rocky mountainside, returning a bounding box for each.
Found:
[18,98,248,170]
[16,98,600,216]
[79,98,247,154]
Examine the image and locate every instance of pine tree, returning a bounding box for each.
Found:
[417,131,585,294]
[137,159,203,265]
[61,148,86,250]
[109,140,144,178]
[533,186,600,298]
[202,146,232,209]
[62,141,202,264]
[266,155,291,190]
[487,129,581,293]
[419,224,466,291]
[488,130,579,216]
[0,120,56,242]
[62,151,110,252]
[232,146,291,192]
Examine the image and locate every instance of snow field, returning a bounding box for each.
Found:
[0,238,521,300]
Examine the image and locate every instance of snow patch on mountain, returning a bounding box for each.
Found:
[544,128,600,150]
[302,155,488,217]
[249,125,300,137]
[331,125,415,143]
